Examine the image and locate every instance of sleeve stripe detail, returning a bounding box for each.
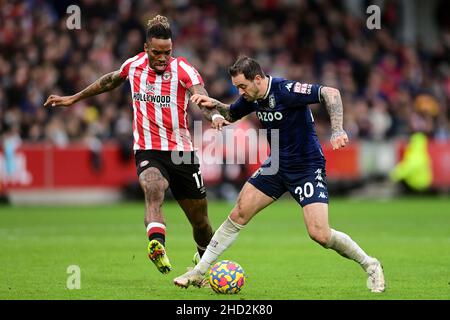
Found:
[318,85,323,104]
[119,53,143,78]
[179,60,201,85]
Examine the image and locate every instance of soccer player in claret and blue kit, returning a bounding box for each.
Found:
[174,56,386,293]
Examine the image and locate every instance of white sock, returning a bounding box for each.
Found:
[325,229,376,271]
[195,217,244,274]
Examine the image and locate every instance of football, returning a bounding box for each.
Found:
[209,260,245,294]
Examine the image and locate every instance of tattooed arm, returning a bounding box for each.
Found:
[44,70,125,107]
[188,85,221,121]
[189,86,233,130]
[211,100,237,123]
[190,94,237,123]
[320,87,349,150]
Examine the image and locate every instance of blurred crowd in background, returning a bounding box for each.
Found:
[1,0,450,150]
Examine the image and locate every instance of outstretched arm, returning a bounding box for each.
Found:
[320,87,349,150]
[190,94,237,124]
[44,70,125,107]
[189,86,232,130]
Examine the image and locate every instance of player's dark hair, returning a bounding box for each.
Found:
[146,15,172,41]
[228,56,265,80]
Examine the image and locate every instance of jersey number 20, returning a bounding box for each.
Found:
[294,182,314,202]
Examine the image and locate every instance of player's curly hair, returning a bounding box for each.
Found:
[146,15,172,41]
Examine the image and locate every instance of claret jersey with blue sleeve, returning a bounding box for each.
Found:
[230,76,326,169]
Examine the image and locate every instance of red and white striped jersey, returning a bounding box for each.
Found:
[119,52,204,151]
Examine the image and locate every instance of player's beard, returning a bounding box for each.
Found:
[243,94,255,102]
[243,89,259,102]
[246,83,262,101]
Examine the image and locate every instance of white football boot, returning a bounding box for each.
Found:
[173,268,205,288]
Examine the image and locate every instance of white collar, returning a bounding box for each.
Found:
[261,76,272,100]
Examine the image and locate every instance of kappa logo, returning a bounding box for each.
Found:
[315,168,324,181]
[316,182,325,189]
[318,192,327,199]
[285,83,293,92]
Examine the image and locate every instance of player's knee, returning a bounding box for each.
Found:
[191,213,210,230]
[142,181,165,194]
[188,199,207,214]
[308,229,330,247]
[193,221,212,236]
[229,205,248,226]
[183,199,209,227]
[139,169,167,199]
[142,181,166,202]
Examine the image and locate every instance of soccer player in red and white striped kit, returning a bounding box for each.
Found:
[44,15,228,274]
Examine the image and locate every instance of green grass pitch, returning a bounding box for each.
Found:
[1,197,449,300]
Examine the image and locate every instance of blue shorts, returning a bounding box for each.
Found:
[248,159,329,207]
